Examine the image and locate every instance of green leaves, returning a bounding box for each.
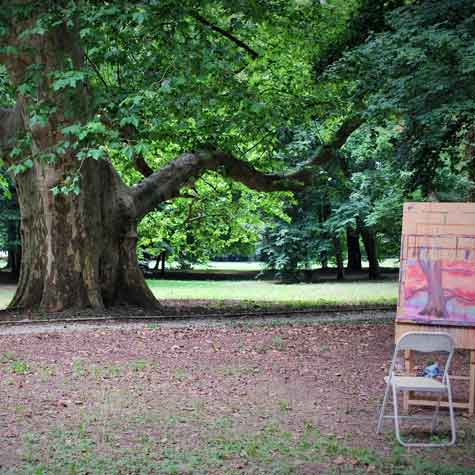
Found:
[62,121,110,141]
[327,0,475,193]
[119,116,139,128]
[8,156,34,176]
[51,175,81,197]
[52,71,86,91]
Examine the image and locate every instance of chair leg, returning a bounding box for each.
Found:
[394,387,456,448]
[447,382,457,447]
[431,393,442,433]
[377,383,391,434]
[392,384,405,446]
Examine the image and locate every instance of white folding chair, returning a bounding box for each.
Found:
[376,331,456,447]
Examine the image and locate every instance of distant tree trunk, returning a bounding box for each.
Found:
[346,227,362,271]
[152,251,166,274]
[161,253,166,275]
[333,236,344,280]
[320,251,328,270]
[359,223,380,279]
[6,219,21,279]
[154,255,160,271]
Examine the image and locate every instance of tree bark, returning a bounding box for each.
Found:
[11,159,159,311]
[359,225,380,279]
[346,227,362,272]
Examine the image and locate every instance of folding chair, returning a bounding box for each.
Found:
[376,331,456,447]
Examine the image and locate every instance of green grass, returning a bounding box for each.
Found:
[0,278,397,310]
[0,279,397,310]
[8,421,472,475]
[147,279,398,305]
[0,286,14,310]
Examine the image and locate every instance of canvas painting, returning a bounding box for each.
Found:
[396,203,475,327]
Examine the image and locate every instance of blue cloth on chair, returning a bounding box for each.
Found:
[423,362,442,378]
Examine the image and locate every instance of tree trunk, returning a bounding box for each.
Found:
[10,159,158,311]
[161,252,166,275]
[346,227,362,272]
[333,236,344,280]
[358,222,380,279]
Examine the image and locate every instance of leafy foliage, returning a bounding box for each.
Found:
[329,0,475,194]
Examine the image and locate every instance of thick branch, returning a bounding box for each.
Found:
[131,150,293,218]
[133,155,154,177]
[131,117,361,218]
[191,13,259,60]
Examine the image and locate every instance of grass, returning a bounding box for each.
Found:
[7,421,473,475]
[147,279,398,305]
[0,279,397,310]
[0,286,14,311]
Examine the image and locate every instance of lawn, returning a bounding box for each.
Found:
[0,286,15,311]
[0,321,473,474]
[147,279,398,306]
[0,280,398,310]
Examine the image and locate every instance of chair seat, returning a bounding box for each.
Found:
[385,375,446,391]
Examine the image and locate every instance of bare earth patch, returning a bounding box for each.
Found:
[0,319,474,474]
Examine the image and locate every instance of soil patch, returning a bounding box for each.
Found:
[0,319,473,474]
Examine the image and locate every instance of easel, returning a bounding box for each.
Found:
[395,202,475,416]
[395,323,475,415]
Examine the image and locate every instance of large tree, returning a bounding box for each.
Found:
[0,1,359,311]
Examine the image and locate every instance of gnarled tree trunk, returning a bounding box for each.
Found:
[11,159,157,311]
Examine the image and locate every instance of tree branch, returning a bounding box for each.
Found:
[133,154,154,177]
[191,12,259,60]
[131,117,361,219]
[100,117,155,177]
[85,51,110,89]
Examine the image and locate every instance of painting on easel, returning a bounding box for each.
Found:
[397,203,475,327]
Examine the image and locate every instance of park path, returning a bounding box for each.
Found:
[0,310,393,335]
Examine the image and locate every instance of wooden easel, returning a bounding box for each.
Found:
[395,323,475,415]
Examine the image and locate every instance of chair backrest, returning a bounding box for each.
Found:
[389,332,455,383]
[396,332,455,353]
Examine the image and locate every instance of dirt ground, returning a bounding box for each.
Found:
[0,315,474,474]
